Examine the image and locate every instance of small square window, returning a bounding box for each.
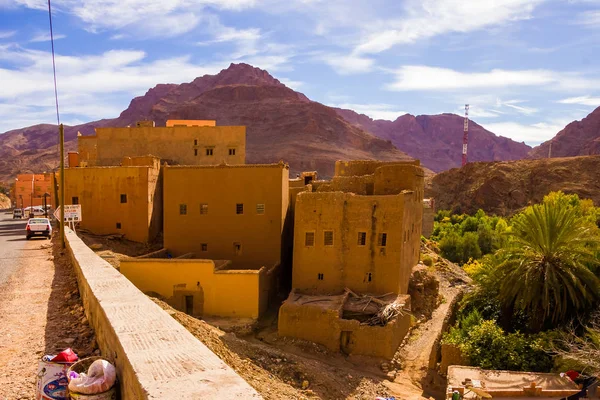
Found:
[206,148,213,156]
[236,203,244,214]
[317,273,324,280]
[179,204,187,215]
[378,233,387,247]
[120,194,127,203]
[194,149,198,156]
[324,231,334,246]
[305,232,315,247]
[256,204,265,214]
[72,196,79,205]
[357,232,366,246]
[233,242,242,255]
[229,148,236,156]
[201,243,208,252]
[200,204,208,214]
[116,222,121,229]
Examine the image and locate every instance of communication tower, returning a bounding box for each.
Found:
[462,104,470,167]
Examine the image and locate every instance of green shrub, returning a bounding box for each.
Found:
[461,232,482,263]
[443,311,555,372]
[422,255,433,266]
[439,231,462,263]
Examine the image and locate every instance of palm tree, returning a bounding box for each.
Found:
[496,201,600,330]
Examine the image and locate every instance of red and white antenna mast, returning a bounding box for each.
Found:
[462,104,470,167]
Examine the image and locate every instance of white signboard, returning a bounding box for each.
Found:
[54,205,82,222]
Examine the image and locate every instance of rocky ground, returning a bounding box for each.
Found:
[0,236,96,399]
[426,155,600,215]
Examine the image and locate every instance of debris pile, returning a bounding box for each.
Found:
[343,289,405,326]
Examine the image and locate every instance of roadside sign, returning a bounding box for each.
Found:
[54,205,82,222]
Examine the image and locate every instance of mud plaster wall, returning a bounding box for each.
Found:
[278,295,412,359]
[120,258,265,318]
[14,172,55,208]
[64,165,160,243]
[163,164,289,269]
[80,125,245,167]
[292,191,414,295]
[334,160,421,178]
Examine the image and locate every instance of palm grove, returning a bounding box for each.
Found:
[430,192,600,375]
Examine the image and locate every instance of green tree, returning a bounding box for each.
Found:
[496,201,600,329]
[461,232,482,263]
[439,231,462,263]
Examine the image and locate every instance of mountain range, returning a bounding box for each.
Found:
[1,63,599,184]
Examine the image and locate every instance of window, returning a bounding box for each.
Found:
[236,203,244,214]
[324,231,334,246]
[367,272,372,282]
[194,149,198,156]
[206,148,213,156]
[357,232,366,246]
[378,233,387,247]
[116,222,121,229]
[229,148,236,156]
[317,273,324,280]
[200,204,208,215]
[120,194,127,203]
[194,139,198,146]
[179,204,187,215]
[305,232,315,247]
[72,196,79,205]
[233,242,242,255]
[201,243,208,252]
[256,204,265,214]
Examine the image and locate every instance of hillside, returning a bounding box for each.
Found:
[0,193,10,209]
[0,64,409,180]
[530,106,600,159]
[426,156,600,215]
[336,108,532,172]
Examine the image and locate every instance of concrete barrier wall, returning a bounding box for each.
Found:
[64,228,261,399]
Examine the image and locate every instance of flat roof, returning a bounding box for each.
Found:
[447,366,580,398]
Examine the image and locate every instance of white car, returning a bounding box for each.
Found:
[26,218,52,240]
[13,209,23,219]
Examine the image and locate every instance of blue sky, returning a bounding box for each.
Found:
[0,0,599,145]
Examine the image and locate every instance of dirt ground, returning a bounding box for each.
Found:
[80,233,471,400]
[0,236,97,399]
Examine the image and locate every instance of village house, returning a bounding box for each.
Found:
[13,173,55,209]
[278,160,424,359]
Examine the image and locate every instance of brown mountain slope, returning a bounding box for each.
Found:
[425,155,600,215]
[0,63,408,181]
[336,109,532,172]
[530,106,600,158]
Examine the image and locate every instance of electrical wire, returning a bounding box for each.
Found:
[47,0,60,126]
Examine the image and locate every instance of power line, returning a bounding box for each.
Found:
[47,0,60,126]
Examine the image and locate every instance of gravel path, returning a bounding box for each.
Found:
[0,213,96,399]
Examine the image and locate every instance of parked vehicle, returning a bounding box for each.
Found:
[26,218,52,240]
[13,208,23,219]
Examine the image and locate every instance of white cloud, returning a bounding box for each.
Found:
[279,78,304,90]
[331,103,407,121]
[322,54,374,75]
[481,119,571,145]
[0,30,16,39]
[29,33,67,42]
[558,95,600,107]
[578,10,600,26]
[0,44,229,132]
[386,65,600,92]
[354,0,545,54]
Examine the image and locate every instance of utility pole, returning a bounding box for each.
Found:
[462,104,470,167]
[60,123,65,248]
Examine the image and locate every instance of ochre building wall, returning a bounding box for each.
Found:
[63,164,161,243]
[334,160,420,178]
[79,125,245,167]
[14,173,55,208]
[292,191,416,295]
[163,164,289,269]
[166,120,216,127]
[278,293,412,359]
[120,259,265,318]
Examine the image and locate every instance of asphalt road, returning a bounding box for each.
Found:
[0,211,51,286]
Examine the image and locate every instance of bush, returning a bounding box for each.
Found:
[422,255,433,266]
[439,232,462,263]
[461,232,482,263]
[443,311,555,372]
